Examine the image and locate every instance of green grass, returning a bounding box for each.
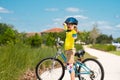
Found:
[90,44,120,56]
[110,51,120,56]
[0,43,56,80]
[91,44,116,51]
[84,52,97,59]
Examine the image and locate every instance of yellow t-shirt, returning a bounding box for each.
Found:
[65,30,77,50]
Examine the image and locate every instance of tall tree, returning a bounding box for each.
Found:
[89,23,100,44]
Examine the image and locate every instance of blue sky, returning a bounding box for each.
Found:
[0,0,120,38]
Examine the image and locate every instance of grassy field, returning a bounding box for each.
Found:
[0,43,56,80]
[90,44,120,56]
[0,43,96,80]
[110,51,120,56]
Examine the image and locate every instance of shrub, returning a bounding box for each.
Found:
[75,44,83,51]
[91,44,116,51]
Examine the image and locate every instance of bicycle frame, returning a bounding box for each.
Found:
[54,48,92,76]
[74,61,91,75]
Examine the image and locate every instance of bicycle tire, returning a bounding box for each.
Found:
[35,57,65,80]
[78,58,104,80]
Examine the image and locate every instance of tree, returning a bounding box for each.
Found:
[113,37,120,43]
[41,31,66,47]
[89,23,100,44]
[77,31,90,44]
[96,34,113,44]
[27,33,42,47]
[0,23,18,45]
[117,37,120,42]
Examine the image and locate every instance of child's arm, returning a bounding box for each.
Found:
[72,34,77,39]
[63,23,67,31]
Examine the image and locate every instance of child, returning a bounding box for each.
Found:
[63,17,78,80]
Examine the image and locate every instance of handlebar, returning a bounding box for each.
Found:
[55,37,64,48]
[55,37,85,58]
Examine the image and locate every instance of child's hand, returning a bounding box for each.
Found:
[63,23,67,26]
[63,23,67,30]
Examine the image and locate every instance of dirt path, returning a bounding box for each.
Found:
[83,46,120,80]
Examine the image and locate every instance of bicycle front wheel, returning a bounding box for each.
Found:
[35,57,65,80]
[79,58,104,80]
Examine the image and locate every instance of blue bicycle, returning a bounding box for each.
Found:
[35,38,104,80]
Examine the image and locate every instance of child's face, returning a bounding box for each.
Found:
[67,23,75,30]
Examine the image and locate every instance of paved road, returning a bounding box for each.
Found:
[63,46,120,80]
[41,46,120,80]
[83,46,120,80]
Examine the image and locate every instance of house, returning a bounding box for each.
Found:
[26,27,64,37]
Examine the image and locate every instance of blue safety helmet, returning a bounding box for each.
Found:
[65,17,78,25]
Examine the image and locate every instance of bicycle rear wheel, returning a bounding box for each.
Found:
[35,57,65,80]
[79,58,104,80]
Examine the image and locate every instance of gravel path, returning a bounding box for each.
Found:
[83,46,120,80]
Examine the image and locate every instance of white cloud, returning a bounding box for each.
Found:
[65,7,80,12]
[74,15,88,20]
[66,15,88,20]
[0,7,13,13]
[53,18,62,22]
[97,21,109,25]
[116,24,120,28]
[94,21,114,30]
[45,8,58,12]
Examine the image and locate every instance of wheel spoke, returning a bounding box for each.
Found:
[36,58,65,80]
[78,58,104,80]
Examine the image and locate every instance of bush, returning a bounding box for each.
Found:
[91,44,116,51]
[75,44,83,51]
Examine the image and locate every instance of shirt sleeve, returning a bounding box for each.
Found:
[72,30,77,39]
[72,34,77,39]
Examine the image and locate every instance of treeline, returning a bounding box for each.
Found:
[0,23,120,47]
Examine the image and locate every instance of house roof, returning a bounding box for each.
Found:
[26,27,64,37]
[42,27,64,33]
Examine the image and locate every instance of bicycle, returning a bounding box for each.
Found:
[35,37,104,80]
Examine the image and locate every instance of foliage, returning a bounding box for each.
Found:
[0,23,19,45]
[0,43,56,80]
[116,37,120,42]
[75,44,83,51]
[110,51,120,56]
[96,34,113,44]
[77,31,90,44]
[41,32,65,47]
[26,33,42,47]
[91,44,116,51]
[89,24,100,44]
[113,37,120,43]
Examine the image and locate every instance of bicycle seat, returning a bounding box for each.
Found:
[75,50,85,58]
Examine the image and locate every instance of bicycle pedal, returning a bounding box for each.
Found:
[81,77,86,80]
[64,66,67,70]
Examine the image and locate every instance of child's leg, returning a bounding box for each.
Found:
[67,63,75,80]
[71,71,75,80]
[66,49,75,80]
